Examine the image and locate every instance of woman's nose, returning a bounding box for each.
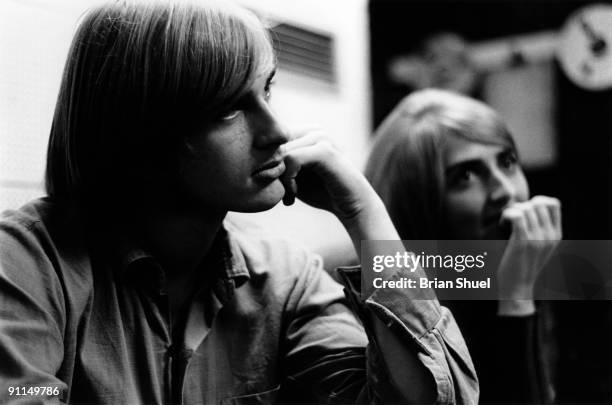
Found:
[489,171,516,205]
[252,102,290,149]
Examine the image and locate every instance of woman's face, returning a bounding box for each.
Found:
[442,135,529,239]
[177,61,290,214]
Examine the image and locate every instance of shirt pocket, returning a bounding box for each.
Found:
[220,385,280,405]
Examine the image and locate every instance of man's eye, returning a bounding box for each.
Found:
[264,80,275,102]
[221,110,241,121]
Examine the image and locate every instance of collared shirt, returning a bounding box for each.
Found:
[0,198,478,404]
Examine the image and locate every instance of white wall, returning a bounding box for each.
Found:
[239,0,371,167]
[0,0,94,210]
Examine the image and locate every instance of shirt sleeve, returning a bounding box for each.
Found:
[338,265,479,405]
[0,219,67,404]
[280,251,479,404]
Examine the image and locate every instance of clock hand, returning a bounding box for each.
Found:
[579,16,608,57]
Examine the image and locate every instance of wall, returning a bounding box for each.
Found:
[0,0,92,209]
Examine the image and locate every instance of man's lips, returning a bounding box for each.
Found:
[252,160,286,180]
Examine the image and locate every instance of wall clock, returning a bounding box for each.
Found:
[557,3,612,90]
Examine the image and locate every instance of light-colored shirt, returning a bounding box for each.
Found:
[0,198,478,404]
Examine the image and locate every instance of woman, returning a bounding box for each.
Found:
[0,2,478,404]
[366,89,561,404]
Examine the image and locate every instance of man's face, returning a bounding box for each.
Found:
[177,64,290,214]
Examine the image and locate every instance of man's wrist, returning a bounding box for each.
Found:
[340,195,400,247]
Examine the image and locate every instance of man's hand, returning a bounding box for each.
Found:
[279,129,400,250]
[280,129,377,221]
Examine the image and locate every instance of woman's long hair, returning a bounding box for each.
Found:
[365,89,517,240]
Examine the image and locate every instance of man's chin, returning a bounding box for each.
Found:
[232,183,285,213]
[234,199,282,213]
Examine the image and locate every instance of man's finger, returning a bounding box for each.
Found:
[282,177,297,206]
[280,130,328,154]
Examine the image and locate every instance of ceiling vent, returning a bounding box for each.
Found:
[269,22,336,85]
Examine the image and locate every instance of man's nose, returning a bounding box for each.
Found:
[252,102,290,149]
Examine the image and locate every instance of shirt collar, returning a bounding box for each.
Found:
[113,222,250,297]
[208,223,250,290]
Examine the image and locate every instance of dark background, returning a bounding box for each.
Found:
[369,1,612,402]
[369,0,612,240]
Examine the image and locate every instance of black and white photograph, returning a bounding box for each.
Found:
[1,0,612,403]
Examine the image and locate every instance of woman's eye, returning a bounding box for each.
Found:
[447,169,475,189]
[458,170,474,183]
[499,152,518,169]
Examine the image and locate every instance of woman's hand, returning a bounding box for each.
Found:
[497,196,562,315]
[279,129,400,249]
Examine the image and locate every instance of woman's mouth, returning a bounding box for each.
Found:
[483,213,502,228]
[483,213,511,239]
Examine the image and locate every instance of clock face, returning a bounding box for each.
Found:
[557,4,612,90]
